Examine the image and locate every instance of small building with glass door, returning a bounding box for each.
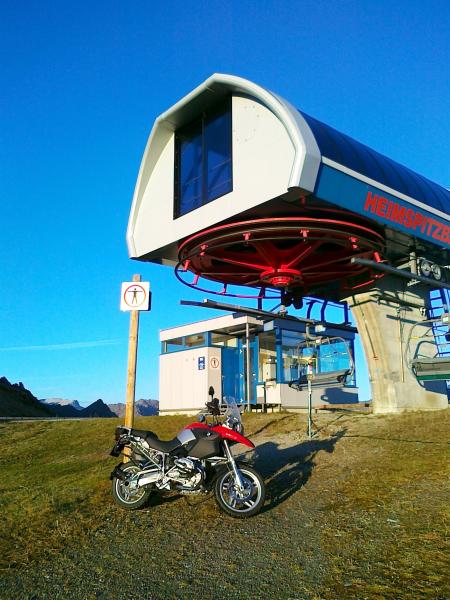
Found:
[159,313,357,414]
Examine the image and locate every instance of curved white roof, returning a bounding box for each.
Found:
[128,74,449,261]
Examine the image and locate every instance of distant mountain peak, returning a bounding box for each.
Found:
[42,398,82,410]
[107,399,159,417]
[79,399,117,418]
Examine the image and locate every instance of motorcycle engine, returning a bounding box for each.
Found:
[166,457,203,489]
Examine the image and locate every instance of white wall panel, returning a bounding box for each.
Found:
[159,347,223,413]
[130,96,295,261]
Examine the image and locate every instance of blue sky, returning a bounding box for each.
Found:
[1,1,449,405]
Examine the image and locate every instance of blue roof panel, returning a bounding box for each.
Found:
[299,111,450,215]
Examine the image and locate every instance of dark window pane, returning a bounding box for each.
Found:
[175,99,232,218]
[178,121,203,216]
[205,108,232,202]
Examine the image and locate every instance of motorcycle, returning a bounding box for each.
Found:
[109,387,265,518]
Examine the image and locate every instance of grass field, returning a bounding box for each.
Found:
[0,410,449,599]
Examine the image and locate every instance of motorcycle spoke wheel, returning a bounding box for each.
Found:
[111,463,152,510]
[215,465,265,518]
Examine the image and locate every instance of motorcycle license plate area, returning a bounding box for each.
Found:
[110,441,125,457]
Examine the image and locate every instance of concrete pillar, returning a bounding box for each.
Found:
[345,276,448,413]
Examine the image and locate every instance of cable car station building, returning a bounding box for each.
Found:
[127,74,450,414]
[159,310,357,414]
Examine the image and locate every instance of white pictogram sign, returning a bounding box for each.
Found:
[120,281,150,311]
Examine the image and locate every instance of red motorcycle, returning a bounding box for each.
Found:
[109,387,265,518]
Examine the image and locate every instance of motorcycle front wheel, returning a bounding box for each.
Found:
[214,464,265,518]
[111,463,152,510]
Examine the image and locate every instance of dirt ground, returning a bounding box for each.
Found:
[1,410,449,600]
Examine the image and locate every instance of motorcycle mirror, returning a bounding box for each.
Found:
[208,386,215,397]
[198,414,206,423]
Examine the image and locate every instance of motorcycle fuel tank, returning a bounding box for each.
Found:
[178,425,222,459]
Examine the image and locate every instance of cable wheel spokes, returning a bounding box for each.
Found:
[176,216,385,297]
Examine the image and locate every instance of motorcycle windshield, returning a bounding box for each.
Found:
[222,397,242,424]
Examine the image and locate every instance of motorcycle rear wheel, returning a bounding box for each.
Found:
[214,464,265,518]
[112,463,152,510]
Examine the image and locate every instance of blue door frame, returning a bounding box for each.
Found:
[221,346,240,402]
[238,337,258,404]
[221,338,258,404]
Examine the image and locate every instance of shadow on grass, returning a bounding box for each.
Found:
[250,429,346,512]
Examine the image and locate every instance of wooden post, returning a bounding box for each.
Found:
[124,274,141,461]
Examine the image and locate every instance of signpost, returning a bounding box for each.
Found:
[121,280,151,311]
[121,275,151,460]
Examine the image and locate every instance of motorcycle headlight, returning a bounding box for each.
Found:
[235,422,243,435]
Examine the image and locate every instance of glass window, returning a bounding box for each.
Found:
[316,339,353,379]
[281,331,309,384]
[178,120,203,216]
[175,98,232,217]
[211,332,238,347]
[258,331,276,381]
[164,337,183,353]
[184,333,206,348]
[205,108,232,201]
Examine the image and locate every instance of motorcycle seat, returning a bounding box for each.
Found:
[130,428,181,453]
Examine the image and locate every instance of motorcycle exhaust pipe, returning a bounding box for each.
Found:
[136,468,161,488]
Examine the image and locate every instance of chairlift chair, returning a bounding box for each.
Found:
[289,336,355,391]
[288,335,355,439]
[405,316,450,382]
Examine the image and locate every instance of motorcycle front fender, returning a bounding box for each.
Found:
[212,425,255,448]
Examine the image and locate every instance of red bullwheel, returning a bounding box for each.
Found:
[176,217,385,297]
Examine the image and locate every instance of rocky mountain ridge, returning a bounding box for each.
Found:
[0,377,54,417]
[42,396,159,417]
[42,398,83,410]
[1,378,119,418]
[108,399,159,417]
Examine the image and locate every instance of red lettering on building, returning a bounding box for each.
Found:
[404,209,414,228]
[386,200,395,219]
[391,204,406,224]
[364,191,378,213]
[426,218,436,236]
[432,223,443,241]
[362,191,449,247]
[412,212,424,230]
[376,197,388,217]
[442,226,450,244]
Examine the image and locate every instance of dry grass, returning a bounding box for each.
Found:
[0,410,449,599]
[311,412,450,598]
[0,415,194,569]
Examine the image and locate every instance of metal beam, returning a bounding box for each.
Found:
[180,298,314,323]
[245,321,251,412]
[180,299,357,332]
[351,258,450,291]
